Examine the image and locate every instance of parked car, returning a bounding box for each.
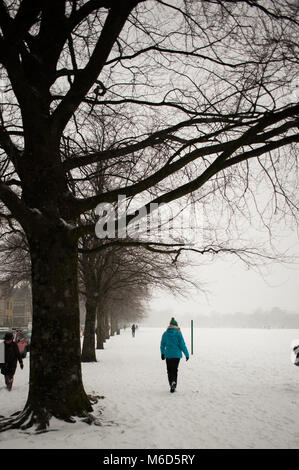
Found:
[24,331,31,352]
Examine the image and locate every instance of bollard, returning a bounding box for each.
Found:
[191,319,193,355]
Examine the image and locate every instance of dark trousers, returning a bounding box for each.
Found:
[166,358,180,385]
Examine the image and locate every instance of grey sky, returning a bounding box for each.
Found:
[149,230,299,316]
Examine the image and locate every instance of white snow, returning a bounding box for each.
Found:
[59,218,76,230]
[29,208,42,216]
[0,327,298,449]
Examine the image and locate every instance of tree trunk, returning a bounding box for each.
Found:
[7,224,93,431]
[96,309,105,350]
[110,314,118,337]
[81,299,97,362]
[104,313,110,340]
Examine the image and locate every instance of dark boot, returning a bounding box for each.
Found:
[5,375,14,391]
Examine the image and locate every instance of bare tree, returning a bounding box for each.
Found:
[0,1,298,430]
[80,240,195,361]
[98,283,148,340]
[0,228,30,286]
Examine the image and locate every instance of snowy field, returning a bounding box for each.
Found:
[0,327,298,449]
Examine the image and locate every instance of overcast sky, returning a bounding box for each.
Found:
[149,229,299,317]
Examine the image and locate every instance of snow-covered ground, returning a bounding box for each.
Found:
[0,327,298,449]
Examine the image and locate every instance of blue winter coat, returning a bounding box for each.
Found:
[160,327,189,359]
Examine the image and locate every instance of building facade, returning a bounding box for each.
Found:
[0,284,32,328]
[0,284,13,327]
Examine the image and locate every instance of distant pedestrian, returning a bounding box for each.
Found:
[160,317,189,393]
[293,344,299,366]
[131,324,136,337]
[0,332,24,391]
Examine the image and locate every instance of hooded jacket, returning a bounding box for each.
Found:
[160,326,189,359]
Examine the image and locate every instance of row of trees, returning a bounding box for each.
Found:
[79,234,193,362]
[0,226,193,362]
[0,0,298,430]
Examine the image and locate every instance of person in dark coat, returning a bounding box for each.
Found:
[131,324,136,337]
[293,344,299,366]
[1,332,24,391]
[160,317,189,393]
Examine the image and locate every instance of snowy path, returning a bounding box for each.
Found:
[0,327,298,449]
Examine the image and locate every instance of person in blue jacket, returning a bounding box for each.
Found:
[160,317,189,393]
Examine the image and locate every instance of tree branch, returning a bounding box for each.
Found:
[62,114,249,171]
[223,134,299,170]
[52,1,139,135]
[0,0,42,46]
[78,239,185,254]
[69,0,112,29]
[0,182,32,229]
[70,104,299,216]
[0,111,22,166]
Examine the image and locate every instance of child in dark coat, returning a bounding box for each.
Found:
[1,332,24,391]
